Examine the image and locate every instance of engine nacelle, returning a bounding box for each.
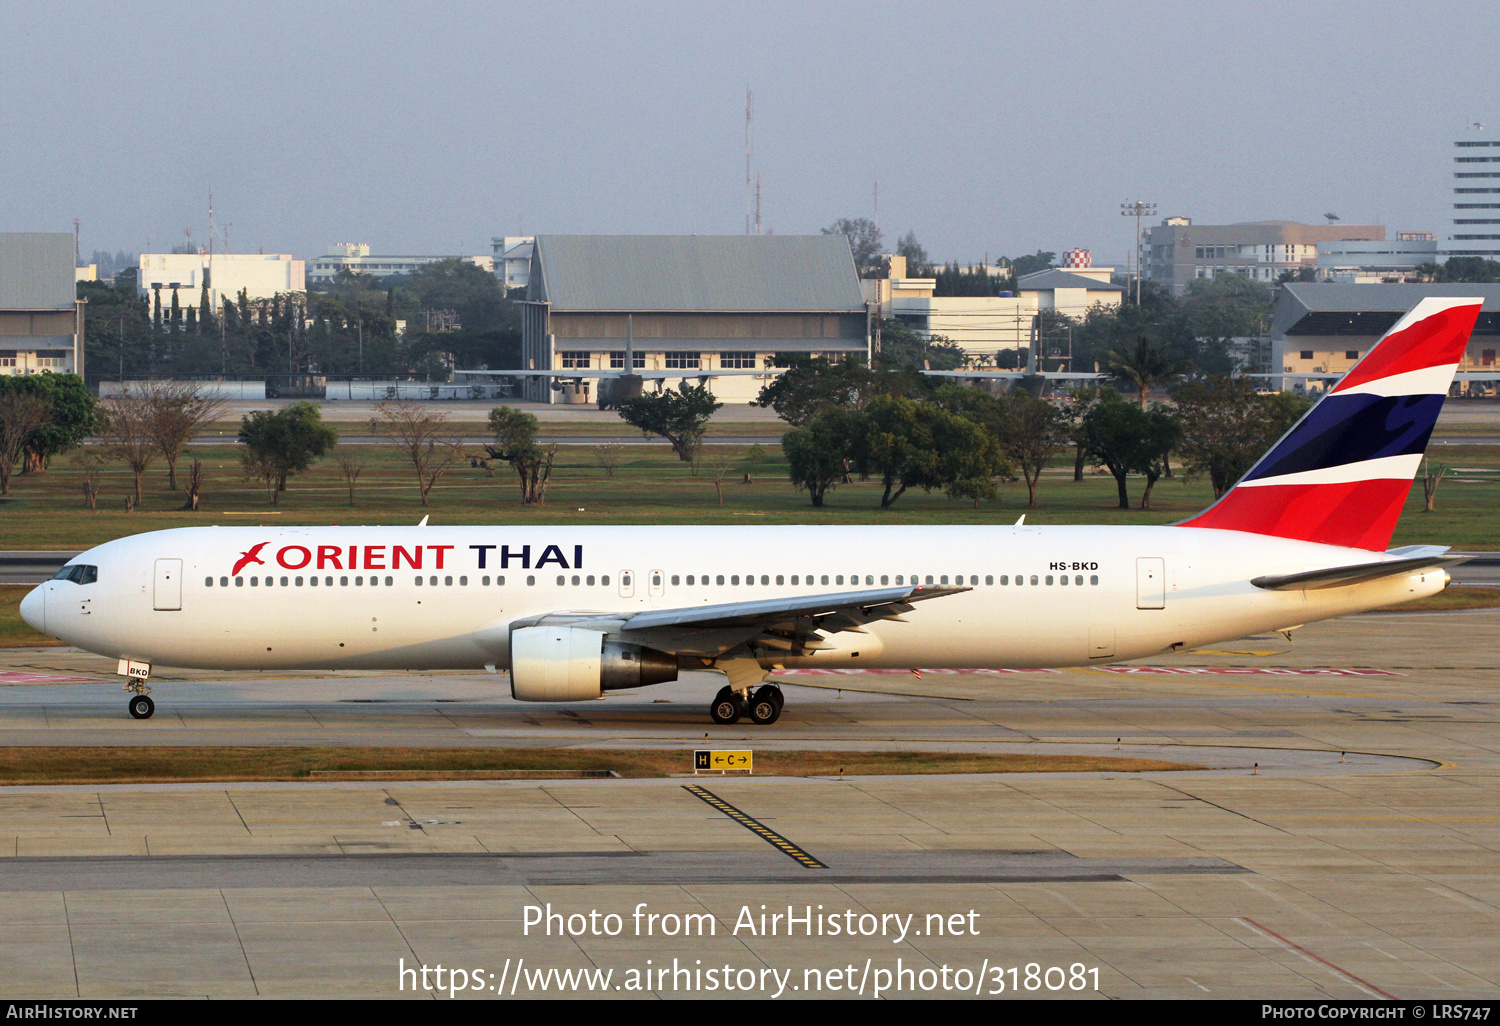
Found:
[509,626,677,702]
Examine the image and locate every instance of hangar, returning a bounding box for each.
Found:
[0,233,85,378]
[517,235,870,403]
[1272,282,1500,392]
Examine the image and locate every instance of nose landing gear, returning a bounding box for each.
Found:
[121,671,155,720]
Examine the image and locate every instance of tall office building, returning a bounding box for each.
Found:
[1447,123,1500,260]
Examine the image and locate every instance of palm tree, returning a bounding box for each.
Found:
[1106,336,1193,408]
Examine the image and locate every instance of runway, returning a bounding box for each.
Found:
[0,611,1495,999]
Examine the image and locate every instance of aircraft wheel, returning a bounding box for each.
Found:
[710,687,742,725]
[128,695,155,720]
[748,687,781,725]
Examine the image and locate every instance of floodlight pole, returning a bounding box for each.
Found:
[1120,200,1156,305]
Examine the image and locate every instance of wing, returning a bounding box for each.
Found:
[513,585,969,658]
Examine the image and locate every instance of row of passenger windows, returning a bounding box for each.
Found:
[207,575,510,588]
[663,573,1099,587]
[206,573,1101,589]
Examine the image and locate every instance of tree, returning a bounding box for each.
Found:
[238,402,338,504]
[782,406,860,507]
[706,450,737,506]
[896,231,930,276]
[485,405,558,505]
[182,459,206,511]
[0,373,98,474]
[70,451,106,510]
[753,356,878,425]
[996,392,1067,507]
[591,443,624,478]
[934,407,1013,506]
[1179,274,1274,374]
[1060,385,1104,481]
[1171,377,1311,497]
[822,218,883,274]
[1106,335,1193,408]
[377,399,464,506]
[617,385,722,462]
[932,262,999,298]
[139,381,226,489]
[852,395,1008,508]
[1080,394,1177,509]
[100,390,156,506]
[878,319,966,371]
[1131,407,1182,509]
[333,448,367,506]
[1430,256,1500,283]
[1003,251,1056,278]
[1422,456,1447,512]
[0,392,51,496]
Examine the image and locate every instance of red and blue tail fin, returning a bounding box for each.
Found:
[1179,297,1484,551]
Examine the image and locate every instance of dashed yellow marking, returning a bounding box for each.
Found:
[682,785,827,869]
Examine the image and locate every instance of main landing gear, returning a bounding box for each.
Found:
[709,684,783,725]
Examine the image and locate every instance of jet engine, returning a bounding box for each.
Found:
[508,625,677,702]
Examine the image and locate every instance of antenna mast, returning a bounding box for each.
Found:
[745,87,754,234]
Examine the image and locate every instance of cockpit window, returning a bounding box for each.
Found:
[51,564,97,585]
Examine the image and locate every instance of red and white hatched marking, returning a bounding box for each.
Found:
[0,671,99,685]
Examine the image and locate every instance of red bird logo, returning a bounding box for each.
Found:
[231,543,269,576]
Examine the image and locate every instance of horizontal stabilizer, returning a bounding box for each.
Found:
[1250,554,1465,591]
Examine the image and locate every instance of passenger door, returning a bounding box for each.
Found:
[153,558,182,611]
[618,570,635,598]
[648,570,664,599]
[1136,557,1165,610]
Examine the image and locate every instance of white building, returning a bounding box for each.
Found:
[1145,218,1385,295]
[1446,124,1500,260]
[864,255,1035,364]
[491,237,534,291]
[1316,234,1438,282]
[307,243,493,283]
[137,252,305,311]
[1016,266,1124,320]
[865,255,1120,365]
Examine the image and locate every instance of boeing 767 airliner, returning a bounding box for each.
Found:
[19,297,1484,724]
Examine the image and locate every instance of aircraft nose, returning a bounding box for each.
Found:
[19,585,44,634]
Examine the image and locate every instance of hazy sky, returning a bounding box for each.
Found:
[2,0,1495,267]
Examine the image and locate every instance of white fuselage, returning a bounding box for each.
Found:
[23,524,1446,680]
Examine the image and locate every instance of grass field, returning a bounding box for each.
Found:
[3,441,1500,548]
[0,746,1202,784]
[3,438,1498,646]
